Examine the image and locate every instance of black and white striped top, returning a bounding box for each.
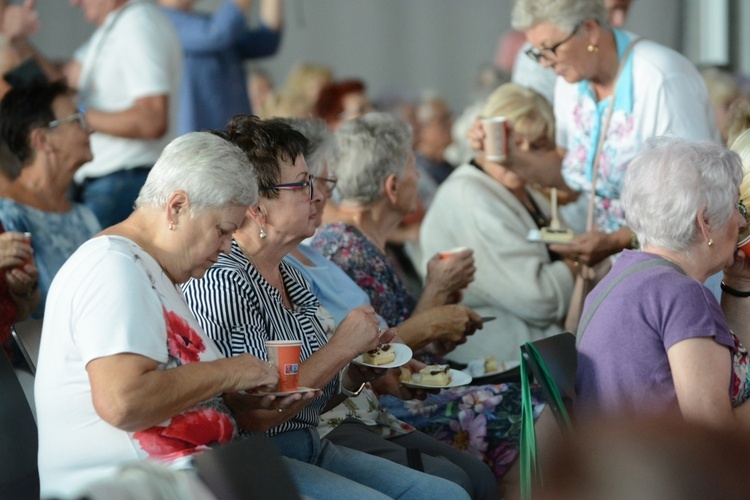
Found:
[182,239,336,436]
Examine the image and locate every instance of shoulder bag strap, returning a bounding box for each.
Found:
[576,257,684,347]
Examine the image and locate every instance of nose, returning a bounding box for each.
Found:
[220,235,233,254]
[311,184,325,205]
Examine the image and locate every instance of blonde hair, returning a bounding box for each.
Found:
[481,83,555,143]
[726,97,750,148]
[731,128,750,205]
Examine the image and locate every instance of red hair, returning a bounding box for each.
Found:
[313,79,366,125]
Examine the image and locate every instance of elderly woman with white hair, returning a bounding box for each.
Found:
[35,132,323,498]
[576,136,750,426]
[313,112,548,480]
[479,0,719,267]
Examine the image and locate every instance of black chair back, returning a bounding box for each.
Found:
[11,319,43,375]
[521,332,577,430]
[193,434,300,500]
[0,350,39,499]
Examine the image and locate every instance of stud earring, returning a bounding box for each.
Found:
[587,44,598,53]
[260,225,267,239]
[169,221,175,231]
[708,238,714,247]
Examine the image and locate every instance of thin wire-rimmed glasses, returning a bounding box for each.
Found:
[315,176,337,192]
[262,174,314,200]
[525,22,582,63]
[48,107,88,130]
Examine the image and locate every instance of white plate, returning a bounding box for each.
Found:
[402,369,472,389]
[526,229,575,245]
[244,386,319,397]
[464,360,521,380]
[352,343,413,369]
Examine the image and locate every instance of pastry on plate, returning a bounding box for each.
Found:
[362,344,396,366]
[418,365,452,386]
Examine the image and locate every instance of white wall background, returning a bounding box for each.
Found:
[29,0,733,114]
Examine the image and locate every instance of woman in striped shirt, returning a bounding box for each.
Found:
[182,115,470,499]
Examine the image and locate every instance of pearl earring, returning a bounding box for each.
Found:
[708,238,714,247]
[587,44,599,53]
[169,221,175,231]
[260,225,267,239]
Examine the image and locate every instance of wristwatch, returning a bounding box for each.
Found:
[338,364,366,397]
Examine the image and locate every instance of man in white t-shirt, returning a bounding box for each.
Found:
[12,0,182,228]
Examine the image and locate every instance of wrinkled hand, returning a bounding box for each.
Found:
[0,231,32,269]
[549,230,620,267]
[467,117,486,153]
[345,363,387,389]
[723,248,750,289]
[330,306,393,357]
[424,248,476,300]
[225,388,322,432]
[1,0,39,41]
[227,354,279,394]
[428,304,483,345]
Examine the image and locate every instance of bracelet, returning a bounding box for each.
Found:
[720,281,750,298]
[337,364,366,397]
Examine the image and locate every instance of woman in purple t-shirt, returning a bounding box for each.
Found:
[576,136,750,426]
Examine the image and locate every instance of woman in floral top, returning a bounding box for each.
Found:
[312,113,546,479]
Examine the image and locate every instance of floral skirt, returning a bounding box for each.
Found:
[379,382,545,478]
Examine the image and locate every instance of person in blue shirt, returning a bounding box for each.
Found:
[160,0,283,134]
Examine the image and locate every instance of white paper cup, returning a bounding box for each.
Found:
[481,116,508,162]
[438,246,470,260]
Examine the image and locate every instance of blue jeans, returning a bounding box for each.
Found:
[77,166,151,228]
[271,428,470,500]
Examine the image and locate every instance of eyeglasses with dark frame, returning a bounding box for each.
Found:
[314,176,337,192]
[48,107,88,130]
[525,22,583,63]
[262,174,314,200]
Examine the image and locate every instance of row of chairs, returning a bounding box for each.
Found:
[1,319,578,499]
[1,319,301,500]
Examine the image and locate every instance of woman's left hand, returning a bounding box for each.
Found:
[6,263,39,298]
[224,388,322,432]
[345,363,387,388]
[550,229,628,267]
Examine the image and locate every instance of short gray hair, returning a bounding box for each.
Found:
[279,117,333,177]
[622,136,742,252]
[512,0,608,32]
[330,112,412,205]
[135,132,258,212]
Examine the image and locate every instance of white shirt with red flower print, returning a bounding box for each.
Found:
[36,236,236,499]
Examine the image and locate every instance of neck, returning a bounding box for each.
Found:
[8,163,74,212]
[589,29,620,98]
[476,156,526,193]
[106,211,182,285]
[643,247,708,283]
[335,202,396,252]
[234,230,286,278]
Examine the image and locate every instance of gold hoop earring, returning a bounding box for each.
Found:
[587,44,599,53]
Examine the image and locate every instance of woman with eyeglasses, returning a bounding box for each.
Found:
[0,80,100,318]
[182,115,472,499]
[473,0,718,270]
